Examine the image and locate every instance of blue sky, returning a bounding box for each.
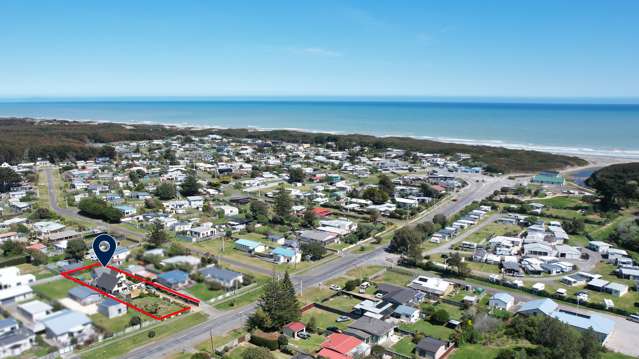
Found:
[1,1,638,98]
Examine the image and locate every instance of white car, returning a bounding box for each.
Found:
[330,284,342,291]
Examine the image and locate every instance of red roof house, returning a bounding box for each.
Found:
[282,321,306,338]
[319,333,369,359]
[312,207,332,217]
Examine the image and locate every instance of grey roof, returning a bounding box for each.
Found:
[0,318,17,331]
[347,316,395,337]
[42,310,91,336]
[19,300,53,315]
[199,266,242,282]
[69,286,99,300]
[0,327,34,347]
[416,336,447,353]
[95,271,119,292]
[99,298,125,308]
[343,327,371,341]
[517,298,558,316]
[377,283,419,305]
[300,230,335,242]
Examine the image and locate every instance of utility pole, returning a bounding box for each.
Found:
[209,328,214,354]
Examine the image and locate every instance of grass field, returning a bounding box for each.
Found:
[80,312,208,359]
[399,320,454,340]
[532,196,584,209]
[378,270,414,286]
[187,282,224,301]
[214,286,264,310]
[451,344,503,359]
[33,278,77,300]
[464,223,521,244]
[392,336,415,356]
[301,307,350,331]
[324,295,360,312]
[345,265,385,279]
[90,311,147,333]
[289,333,325,353]
[129,295,185,317]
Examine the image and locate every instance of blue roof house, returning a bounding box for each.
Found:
[68,286,102,306]
[517,298,558,317]
[97,298,127,319]
[41,309,93,347]
[272,247,301,264]
[199,266,244,288]
[156,270,189,289]
[234,239,266,253]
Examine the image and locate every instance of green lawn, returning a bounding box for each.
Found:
[299,286,334,305]
[324,295,360,312]
[90,311,148,333]
[531,196,584,209]
[194,328,246,353]
[345,265,385,279]
[33,278,77,300]
[214,286,264,310]
[451,344,503,359]
[128,295,185,317]
[391,336,415,356]
[301,307,350,331]
[187,282,224,301]
[378,270,414,286]
[290,333,325,353]
[399,321,454,340]
[80,312,208,359]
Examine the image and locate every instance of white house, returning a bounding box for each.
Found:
[213,205,239,217]
[41,310,94,347]
[489,292,515,311]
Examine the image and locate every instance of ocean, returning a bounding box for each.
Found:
[1,100,639,158]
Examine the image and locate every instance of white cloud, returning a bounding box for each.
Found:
[301,47,343,57]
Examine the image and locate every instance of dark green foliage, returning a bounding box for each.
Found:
[190,353,211,359]
[608,219,639,253]
[288,167,305,183]
[1,240,25,257]
[277,334,288,348]
[147,221,169,248]
[242,346,275,359]
[0,167,21,193]
[378,174,395,196]
[250,200,270,220]
[155,182,176,200]
[431,308,450,325]
[274,187,292,218]
[180,172,201,196]
[301,241,326,260]
[247,271,301,332]
[586,162,639,209]
[433,214,447,227]
[420,183,440,198]
[30,207,55,220]
[78,197,123,223]
[389,227,422,256]
[563,218,585,235]
[303,209,318,228]
[362,187,389,204]
[28,249,48,266]
[65,239,87,261]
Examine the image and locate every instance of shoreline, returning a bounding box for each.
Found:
[3,116,638,168]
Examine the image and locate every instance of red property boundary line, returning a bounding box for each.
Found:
[60,262,200,321]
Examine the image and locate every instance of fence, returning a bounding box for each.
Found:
[214,333,250,355]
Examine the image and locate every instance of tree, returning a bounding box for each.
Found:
[28,249,48,266]
[586,163,639,209]
[420,183,439,198]
[433,214,447,227]
[247,272,301,332]
[303,209,318,228]
[362,187,389,205]
[129,315,142,327]
[155,182,176,200]
[389,227,422,255]
[431,308,450,325]
[608,220,639,253]
[1,240,25,257]
[564,218,585,235]
[147,221,169,248]
[288,167,305,183]
[144,197,163,210]
[580,328,601,359]
[65,239,87,261]
[78,197,123,223]
[301,242,326,260]
[306,316,317,333]
[448,252,470,277]
[30,207,54,220]
[0,167,21,193]
[242,347,274,359]
[368,209,380,223]
[190,353,211,359]
[274,186,292,218]
[250,200,269,220]
[180,172,201,196]
[378,174,395,196]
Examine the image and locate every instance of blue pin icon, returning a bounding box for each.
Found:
[93,234,117,267]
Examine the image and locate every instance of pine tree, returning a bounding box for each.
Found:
[274,186,292,219]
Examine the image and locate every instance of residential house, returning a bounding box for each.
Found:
[376,284,424,306]
[318,333,370,359]
[415,337,454,359]
[98,299,127,319]
[408,276,453,298]
[234,239,267,254]
[392,305,420,323]
[272,247,301,264]
[213,205,239,216]
[41,310,94,347]
[199,266,243,288]
[516,298,559,317]
[157,270,190,289]
[344,316,395,345]
[68,286,102,306]
[282,322,306,339]
[299,230,339,246]
[489,293,515,311]
[0,318,35,359]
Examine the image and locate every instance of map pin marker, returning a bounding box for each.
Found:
[93,234,117,267]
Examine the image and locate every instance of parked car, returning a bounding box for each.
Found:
[330,284,342,291]
[297,332,311,339]
[325,327,343,334]
[336,316,350,323]
[628,314,639,323]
